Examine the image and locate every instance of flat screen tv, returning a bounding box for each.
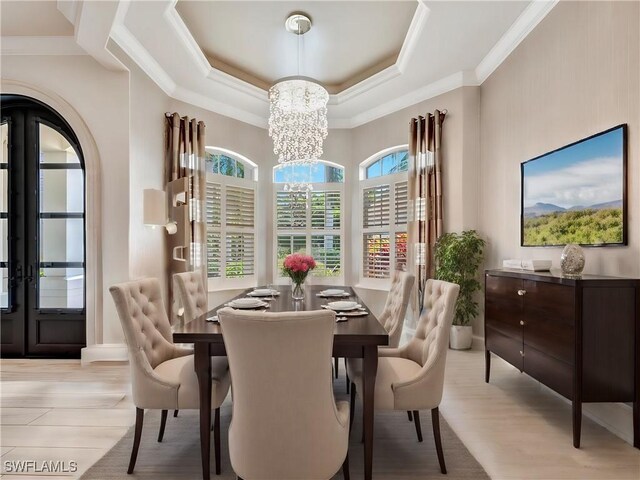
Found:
[521,124,627,247]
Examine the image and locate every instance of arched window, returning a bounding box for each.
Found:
[205,148,257,289]
[359,146,409,284]
[273,160,344,284]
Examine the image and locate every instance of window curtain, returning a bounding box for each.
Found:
[165,113,207,322]
[407,110,446,325]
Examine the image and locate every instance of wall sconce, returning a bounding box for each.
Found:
[144,189,177,234]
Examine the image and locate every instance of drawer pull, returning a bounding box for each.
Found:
[519,320,525,326]
[519,350,524,357]
[517,289,526,296]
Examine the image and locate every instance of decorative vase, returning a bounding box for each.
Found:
[291,279,305,300]
[560,244,585,277]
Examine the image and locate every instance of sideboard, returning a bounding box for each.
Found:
[484,268,639,449]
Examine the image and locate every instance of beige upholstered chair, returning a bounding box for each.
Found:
[174,271,208,322]
[218,308,350,480]
[347,279,460,474]
[343,271,414,390]
[110,278,231,474]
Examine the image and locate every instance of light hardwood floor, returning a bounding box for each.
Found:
[1,349,638,479]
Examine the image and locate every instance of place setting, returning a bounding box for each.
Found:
[321,300,369,322]
[316,288,352,298]
[207,297,270,322]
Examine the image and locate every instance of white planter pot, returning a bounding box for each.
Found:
[449,325,473,350]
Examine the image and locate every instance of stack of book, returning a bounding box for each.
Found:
[502,259,552,271]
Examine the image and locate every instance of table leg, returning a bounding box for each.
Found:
[195,342,212,480]
[362,345,378,480]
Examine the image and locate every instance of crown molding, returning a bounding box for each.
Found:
[110,23,177,95]
[164,0,210,77]
[0,36,86,56]
[346,71,475,129]
[475,0,558,83]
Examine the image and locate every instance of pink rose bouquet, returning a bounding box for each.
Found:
[282,253,316,285]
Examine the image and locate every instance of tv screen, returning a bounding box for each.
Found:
[521,125,627,247]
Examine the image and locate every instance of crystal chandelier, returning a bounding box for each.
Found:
[268,13,329,164]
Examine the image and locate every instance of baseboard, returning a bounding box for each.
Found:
[472,334,484,349]
[81,344,128,365]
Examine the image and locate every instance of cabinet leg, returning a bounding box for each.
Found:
[634,400,639,449]
[485,350,491,383]
[572,399,582,448]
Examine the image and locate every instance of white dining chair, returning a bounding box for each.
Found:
[346,279,460,474]
[110,278,231,475]
[218,307,350,480]
[174,271,208,323]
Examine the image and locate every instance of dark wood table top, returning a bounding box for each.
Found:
[173,284,389,346]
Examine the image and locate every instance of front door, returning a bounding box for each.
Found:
[1,95,86,358]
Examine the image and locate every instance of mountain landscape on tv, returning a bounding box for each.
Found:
[521,126,625,246]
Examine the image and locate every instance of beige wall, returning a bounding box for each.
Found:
[479,0,639,444]
[480,0,640,282]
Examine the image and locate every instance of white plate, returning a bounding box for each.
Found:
[248,289,279,297]
[228,298,265,309]
[326,301,360,311]
[321,289,347,296]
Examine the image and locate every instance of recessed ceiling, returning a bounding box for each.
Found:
[176,1,417,93]
[1,1,74,36]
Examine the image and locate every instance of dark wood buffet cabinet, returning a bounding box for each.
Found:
[484,269,639,449]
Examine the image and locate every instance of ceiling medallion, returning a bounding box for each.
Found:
[268,13,329,165]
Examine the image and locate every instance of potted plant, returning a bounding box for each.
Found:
[434,230,486,350]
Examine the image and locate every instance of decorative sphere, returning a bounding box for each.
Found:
[560,244,585,277]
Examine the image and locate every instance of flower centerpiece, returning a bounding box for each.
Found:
[282,253,316,300]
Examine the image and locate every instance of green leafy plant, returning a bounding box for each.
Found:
[434,230,486,326]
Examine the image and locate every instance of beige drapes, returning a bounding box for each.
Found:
[165,113,207,322]
[407,110,446,317]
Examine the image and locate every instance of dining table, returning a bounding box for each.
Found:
[172,284,389,480]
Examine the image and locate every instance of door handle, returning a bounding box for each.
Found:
[10,264,23,283]
[25,265,34,283]
[517,289,526,296]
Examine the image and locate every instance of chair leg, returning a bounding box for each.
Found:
[407,411,413,422]
[214,408,221,475]
[173,409,179,418]
[128,408,144,474]
[432,407,447,474]
[344,358,349,393]
[334,357,339,378]
[412,410,423,442]
[157,409,168,442]
[342,453,350,480]
[349,382,356,434]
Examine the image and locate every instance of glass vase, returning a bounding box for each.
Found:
[291,279,305,300]
[560,243,585,277]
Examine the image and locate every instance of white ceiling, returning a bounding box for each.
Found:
[176,1,417,92]
[1,1,74,36]
[1,0,559,128]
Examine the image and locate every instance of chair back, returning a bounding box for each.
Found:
[110,278,175,370]
[173,271,208,322]
[218,308,348,480]
[378,270,415,347]
[404,279,459,369]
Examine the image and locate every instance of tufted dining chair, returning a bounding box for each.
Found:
[346,279,459,474]
[174,271,208,323]
[110,278,231,475]
[343,271,414,391]
[218,308,350,480]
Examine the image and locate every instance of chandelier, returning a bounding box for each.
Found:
[268,13,329,164]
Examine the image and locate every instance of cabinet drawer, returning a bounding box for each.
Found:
[485,275,523,340]
[523,281,575,326]
[524,315,574,365]
[524,346,573,400]
[486,325,523,371]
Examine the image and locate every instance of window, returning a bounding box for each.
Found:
[205,148,257,289]
[360,147,409,284]
[274,161,344,284]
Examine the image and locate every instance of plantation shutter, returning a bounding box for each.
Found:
[311,235,341,277]
[206,182,222,227]
[363,233,390,278]
[363,185,390,227]
[276,191,307,229]
[226,185,254,227]
[395,181,408,225]
[395,232,407,270]
[206,182,222,277]
[311,191,341,230]
[225,233,254,277]
[207,232,221,278]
